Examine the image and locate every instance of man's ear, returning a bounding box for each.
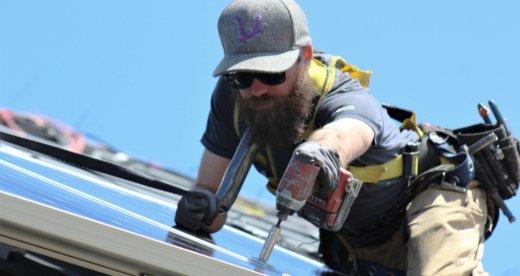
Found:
[301,45,313,63]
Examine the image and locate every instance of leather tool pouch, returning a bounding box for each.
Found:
[455,123,519,199]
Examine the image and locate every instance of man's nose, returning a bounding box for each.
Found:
[249,79,269,97]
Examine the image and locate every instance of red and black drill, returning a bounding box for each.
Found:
[258,150,362,262]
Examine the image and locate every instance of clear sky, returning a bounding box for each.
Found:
[1,0,519,274]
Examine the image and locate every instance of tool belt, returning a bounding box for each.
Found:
[422,121,519,225]
[456,123,520,200]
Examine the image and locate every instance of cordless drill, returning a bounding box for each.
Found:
[258,150,362,262]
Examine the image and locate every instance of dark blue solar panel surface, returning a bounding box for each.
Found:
[0,144,329,275]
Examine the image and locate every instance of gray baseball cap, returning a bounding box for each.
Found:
[213,0,311,77]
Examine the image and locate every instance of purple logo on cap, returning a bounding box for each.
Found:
[233,15,263,43]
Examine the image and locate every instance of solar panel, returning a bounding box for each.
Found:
[0,141,331,275]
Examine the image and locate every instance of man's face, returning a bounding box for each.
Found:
[236,62,316,148]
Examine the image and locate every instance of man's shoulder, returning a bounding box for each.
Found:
[320,79,375,109]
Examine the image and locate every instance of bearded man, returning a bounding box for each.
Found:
[174,0,490,275]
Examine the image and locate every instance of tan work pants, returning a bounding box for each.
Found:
[354,182,489,276]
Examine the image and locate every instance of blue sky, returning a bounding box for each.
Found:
[1,0,519,274]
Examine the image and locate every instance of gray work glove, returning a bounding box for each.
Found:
[174,187,219,232]
[295,141,341,196]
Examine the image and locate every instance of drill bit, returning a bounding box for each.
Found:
[258,219,283,262]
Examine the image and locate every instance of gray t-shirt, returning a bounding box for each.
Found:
[201,66,418,229]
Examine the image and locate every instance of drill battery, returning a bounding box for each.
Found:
[276,151,363,231]
[299,168,362,231]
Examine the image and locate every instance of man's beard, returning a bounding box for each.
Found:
[237,72,316,148]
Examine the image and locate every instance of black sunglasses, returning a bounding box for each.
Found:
[223,72,286,89]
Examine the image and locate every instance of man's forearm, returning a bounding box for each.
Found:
[309,127,351,167]
[196,149,231,192]
[309,118,374,167]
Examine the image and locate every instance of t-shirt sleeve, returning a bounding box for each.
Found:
[200,78,240,159]
[315,79,385,146]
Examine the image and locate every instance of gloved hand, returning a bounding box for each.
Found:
[174,187,219,232]
[294,141,341,196]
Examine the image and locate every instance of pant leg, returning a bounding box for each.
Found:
[353,224,407,271]
[406,182,488,276]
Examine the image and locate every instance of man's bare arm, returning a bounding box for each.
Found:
[196,149,231,192]
[309,118,375,167]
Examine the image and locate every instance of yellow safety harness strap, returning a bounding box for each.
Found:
[348,155,406,184]
[383,104,424,138]
[348,105,423,183]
